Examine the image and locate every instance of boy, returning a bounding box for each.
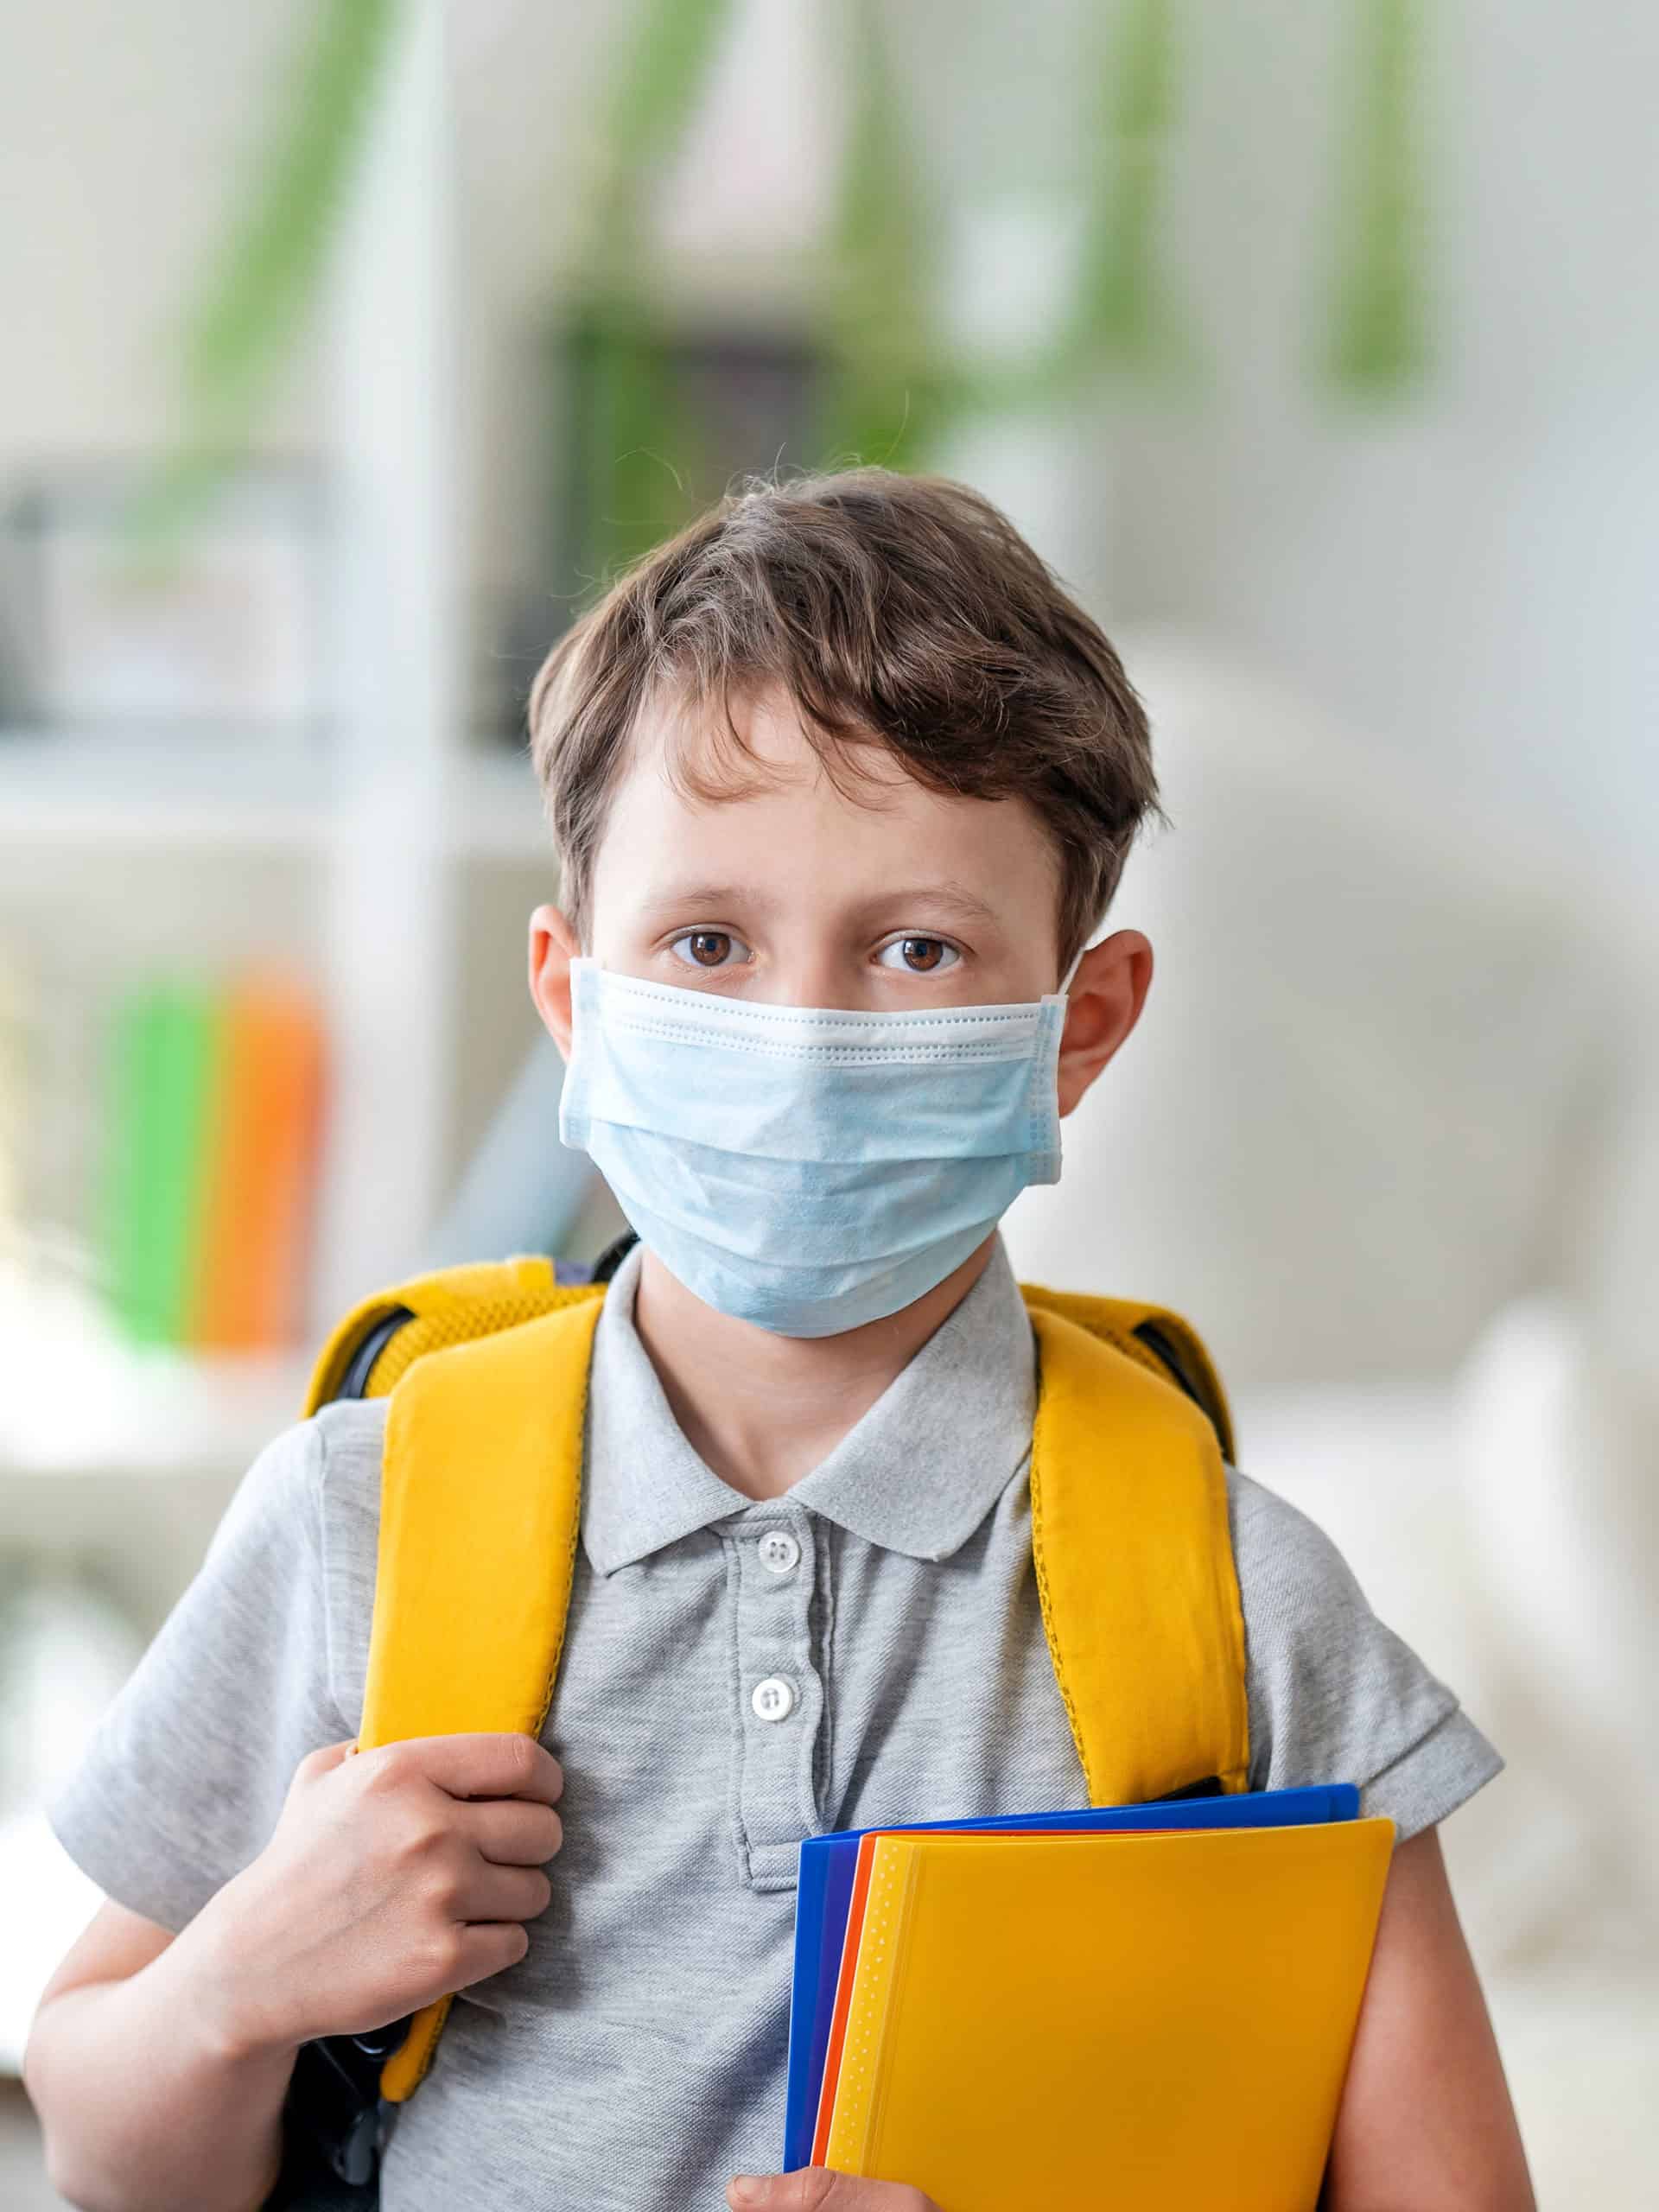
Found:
[26,469,1534,2210]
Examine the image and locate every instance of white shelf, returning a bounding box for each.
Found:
[0,1242,308,1480]
[0,1362,311,1479]
[0,728,334,851]
[0,1350,311,1479]
[0,728,549,858]
[0,1295,309,1486]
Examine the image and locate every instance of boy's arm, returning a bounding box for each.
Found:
[29,1409,554,2208]
[22,1896,294,2212]
[28,1730,564,2212]
[1321,1824,1535,2212]
[22,1413,340,2210]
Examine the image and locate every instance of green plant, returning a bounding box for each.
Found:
[124,0,397,556]
[1325,0,1427,392]
[133,0,1429,566]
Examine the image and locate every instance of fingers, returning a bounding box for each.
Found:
[448,1918,532,1992]
[726,2171,938,2209]
[362,1732,564,1806]
[458,1795,563,1868]
[450,1859,552,1928]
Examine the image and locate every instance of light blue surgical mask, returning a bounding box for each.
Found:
[558,955,1074,1337]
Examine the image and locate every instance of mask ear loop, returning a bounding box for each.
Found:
[1044,941,1090,1007]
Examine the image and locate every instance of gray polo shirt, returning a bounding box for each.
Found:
[48,1236,1502,2210]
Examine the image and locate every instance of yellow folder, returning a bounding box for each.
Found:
[821,1816,1395,2211]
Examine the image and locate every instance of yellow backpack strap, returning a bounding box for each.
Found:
[1020,1281,1236,1465]
[1022,1292,1250,1807]
[353,1288,606,2103]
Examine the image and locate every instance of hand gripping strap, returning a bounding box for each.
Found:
[1025,1301,1250,1807]
[356,1290,606,2103]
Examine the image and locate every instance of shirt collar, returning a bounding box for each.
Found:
[581,1235,1037,1576]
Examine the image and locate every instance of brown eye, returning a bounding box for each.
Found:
[875,935,960,974]
[670,929,749,970]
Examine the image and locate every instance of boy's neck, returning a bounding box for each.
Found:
[629,1236,999,1502]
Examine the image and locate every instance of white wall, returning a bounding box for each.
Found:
[0,0,321,460]
[1102,0,1659,907]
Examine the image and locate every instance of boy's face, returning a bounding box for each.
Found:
[531,681,1151,1116]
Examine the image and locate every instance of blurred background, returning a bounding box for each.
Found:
[1,0,1655,2200]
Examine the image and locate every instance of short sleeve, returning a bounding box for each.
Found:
[1228,1465,1504,1843]
[45,1414,348,1934]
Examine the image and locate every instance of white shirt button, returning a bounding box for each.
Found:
[758,1529,801,1575]
[751,1675,797,1723]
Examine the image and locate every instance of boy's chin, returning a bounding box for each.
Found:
[634,1231,1001,1343]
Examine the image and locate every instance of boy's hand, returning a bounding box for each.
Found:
[179,1732,563,2055]
[727,2173,939,2209]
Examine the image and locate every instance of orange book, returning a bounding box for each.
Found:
[188,973,325,1350]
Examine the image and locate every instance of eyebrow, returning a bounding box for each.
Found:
[634,880,1006,931]
[634,882,784,922]
[850,882,1007,931]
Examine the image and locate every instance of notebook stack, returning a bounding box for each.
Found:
[785,1784,1392,2211]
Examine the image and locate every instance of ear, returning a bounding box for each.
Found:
[529,903,583,1060]
[1056,928,1153,1117]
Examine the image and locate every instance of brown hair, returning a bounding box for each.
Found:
[527,466,1164,968]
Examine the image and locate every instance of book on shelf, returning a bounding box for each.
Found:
[100,968,324,1353]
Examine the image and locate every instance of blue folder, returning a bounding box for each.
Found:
[782,1782,1360,2172]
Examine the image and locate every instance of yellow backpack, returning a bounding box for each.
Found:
[275,1245,1249,2202]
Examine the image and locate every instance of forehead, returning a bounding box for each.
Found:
[589,680,1059,911]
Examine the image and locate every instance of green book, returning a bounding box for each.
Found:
[101,982,219,1346]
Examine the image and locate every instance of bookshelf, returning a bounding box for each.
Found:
[0,12,564,2086]
[0,2,543,1478]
